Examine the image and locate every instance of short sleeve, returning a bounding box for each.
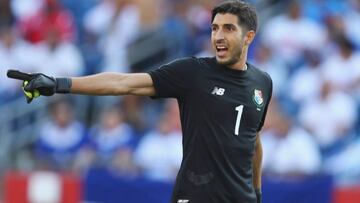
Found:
[257,73,273,132]
[148,57,198,99]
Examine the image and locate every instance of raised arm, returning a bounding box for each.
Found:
[71,72,155,96]
[6,70,156,103]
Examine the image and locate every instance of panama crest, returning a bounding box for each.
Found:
[252,89,264,108]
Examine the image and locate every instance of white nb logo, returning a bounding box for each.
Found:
[212,87,225,96]
[177,200,189,203]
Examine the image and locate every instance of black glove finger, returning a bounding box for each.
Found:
[7,70,32,81]
[23,78,37,92]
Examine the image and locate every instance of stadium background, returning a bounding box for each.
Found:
[0,0,360,202]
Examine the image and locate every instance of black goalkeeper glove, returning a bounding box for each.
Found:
[7,70,71,103]
[255,189,262,203]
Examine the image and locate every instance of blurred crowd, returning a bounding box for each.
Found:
[0,0,360,186]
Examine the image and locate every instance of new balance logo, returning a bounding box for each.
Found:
[177,200,189,203]
[211,87,225,96]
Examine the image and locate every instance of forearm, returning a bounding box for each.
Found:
[70,72,129,95]
[70,72,155,96]
[253,133,263,190]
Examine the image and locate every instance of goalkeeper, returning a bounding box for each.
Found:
[7,1,272,203]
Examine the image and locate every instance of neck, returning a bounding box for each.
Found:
[229,48,248,71]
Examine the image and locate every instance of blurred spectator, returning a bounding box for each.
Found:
[11,0,43,20]
[60,0,98,29]
[261,0,327,68]
[0,25,35,102]
[84,0,140,73]
[32,26,84,76]
[128,0,178,72]
[325,15,347,46]
[343,0,360,48]
[78,31,103,74]
[302,0,348,22]
[89,106,137,171]
[262,100,321,176]
[320,36,360,96]
[36,98,88,170]
[162,0,192,57]
[185,0,213,55]
[251,43,288,96]
[324,2,360,48]
[288,50,323,105]
[134,100,182,182]
[298,82,357,152]
[134,0,163,29]
[120,96,151,134]
[323,137,360,184]
[0,0,15,26]
[18,0,75,44]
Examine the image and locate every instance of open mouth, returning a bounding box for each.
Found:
[216,45,228,57]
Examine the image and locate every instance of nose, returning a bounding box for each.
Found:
[214,29,225,41]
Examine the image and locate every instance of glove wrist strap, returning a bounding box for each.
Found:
[56,78,72,93]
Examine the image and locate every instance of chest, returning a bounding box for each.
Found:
[190,71,268,133]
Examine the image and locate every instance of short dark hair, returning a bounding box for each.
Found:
[211,0,258,32]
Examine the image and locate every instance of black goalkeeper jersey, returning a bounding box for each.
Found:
[148,57,272,203]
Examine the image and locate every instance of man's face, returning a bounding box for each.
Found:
[211,13,245,66]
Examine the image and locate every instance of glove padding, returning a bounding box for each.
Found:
[22,80,40,103]
[22,73,71,103]
[24,73,57,96]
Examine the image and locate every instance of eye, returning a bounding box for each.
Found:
[224,24,236,32]
[211,25,218,31]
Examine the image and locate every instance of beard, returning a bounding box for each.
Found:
[216,43,243,67]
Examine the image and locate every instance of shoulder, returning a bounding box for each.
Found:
[163,56,214,68]
[154,56,215,76]
[196,57,217,68]
[248,63,273,101]
[248,63,273,85]
[164,56,198,67]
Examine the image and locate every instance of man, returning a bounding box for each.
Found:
[8,1,272,203]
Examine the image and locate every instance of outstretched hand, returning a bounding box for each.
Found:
[7,70,57,103]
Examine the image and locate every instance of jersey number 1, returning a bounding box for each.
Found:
[234,105,244,136]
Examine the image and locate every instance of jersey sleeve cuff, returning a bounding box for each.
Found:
[147,70,161,99]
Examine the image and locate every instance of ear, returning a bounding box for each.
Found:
[244,30,256,45]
